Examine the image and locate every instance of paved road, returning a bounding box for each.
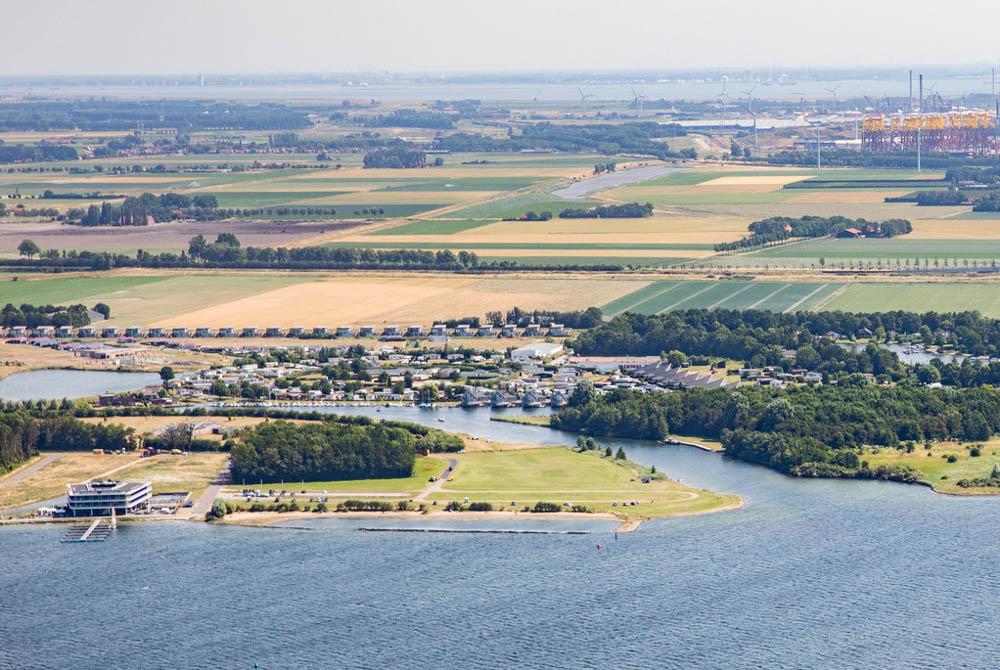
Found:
[551,165,686,199]
[189,460,231,518]
[415,457,458,502]
[0,455,58,490]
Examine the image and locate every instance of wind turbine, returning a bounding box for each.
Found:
[577,87,593,114]
[807,117,826,170]
[630,87,647,120]
[717,81,731,133]
[825,84,841,114]
[742,86,758,149]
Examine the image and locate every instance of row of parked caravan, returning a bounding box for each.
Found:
[7,322,569,340]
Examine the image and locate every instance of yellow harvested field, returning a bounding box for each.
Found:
[150,276,647,327]
[908,218,1000,239]
[699,175,812,187]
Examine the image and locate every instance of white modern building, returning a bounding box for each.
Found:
[66,480,152,517]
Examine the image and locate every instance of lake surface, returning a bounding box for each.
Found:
[0,369,160,401]
[2,406,999,669]
[551,165,684,199]
[0,76,988,102]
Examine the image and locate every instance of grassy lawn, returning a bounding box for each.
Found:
[115,453,229,497]
[427,446,739,520]
[0,452,138,510]
[864,441,1000,495]
[224,456,443,496]
[489,414,552,427]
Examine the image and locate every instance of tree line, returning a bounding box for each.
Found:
[1,303,93,328]
[0,411,135,473]
[715,215,912,252]
[10,238,624,273]
[571,308,1000,376]
[66,192,220,226]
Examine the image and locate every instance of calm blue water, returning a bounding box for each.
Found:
[2,406,1000,669]
[0,370,160,401]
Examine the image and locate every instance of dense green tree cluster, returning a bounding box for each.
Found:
[363,145,427,168]
[573,308,1000,361]
[357,109,456,129]
[229,420,417,483]
[914,190,968,206]
[552,384,1000,480]
[558,202,654,219]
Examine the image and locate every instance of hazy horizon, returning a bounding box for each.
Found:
[8,0,1000,76]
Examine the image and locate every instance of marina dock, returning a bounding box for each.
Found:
[61,518,114,543]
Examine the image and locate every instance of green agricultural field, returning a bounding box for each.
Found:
[372,219,497,235]
[477,255,688,267]
[820,282,1000,316]
[604,280,839,315]
[0,275,169,307]
[609,279,1000,317]
[0,274,310,326]
[209,191,347,208]
[444,192,602,219]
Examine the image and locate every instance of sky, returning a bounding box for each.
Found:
[6,0,1000,76]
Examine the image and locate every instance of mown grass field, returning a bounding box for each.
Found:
[427,446,739,520]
